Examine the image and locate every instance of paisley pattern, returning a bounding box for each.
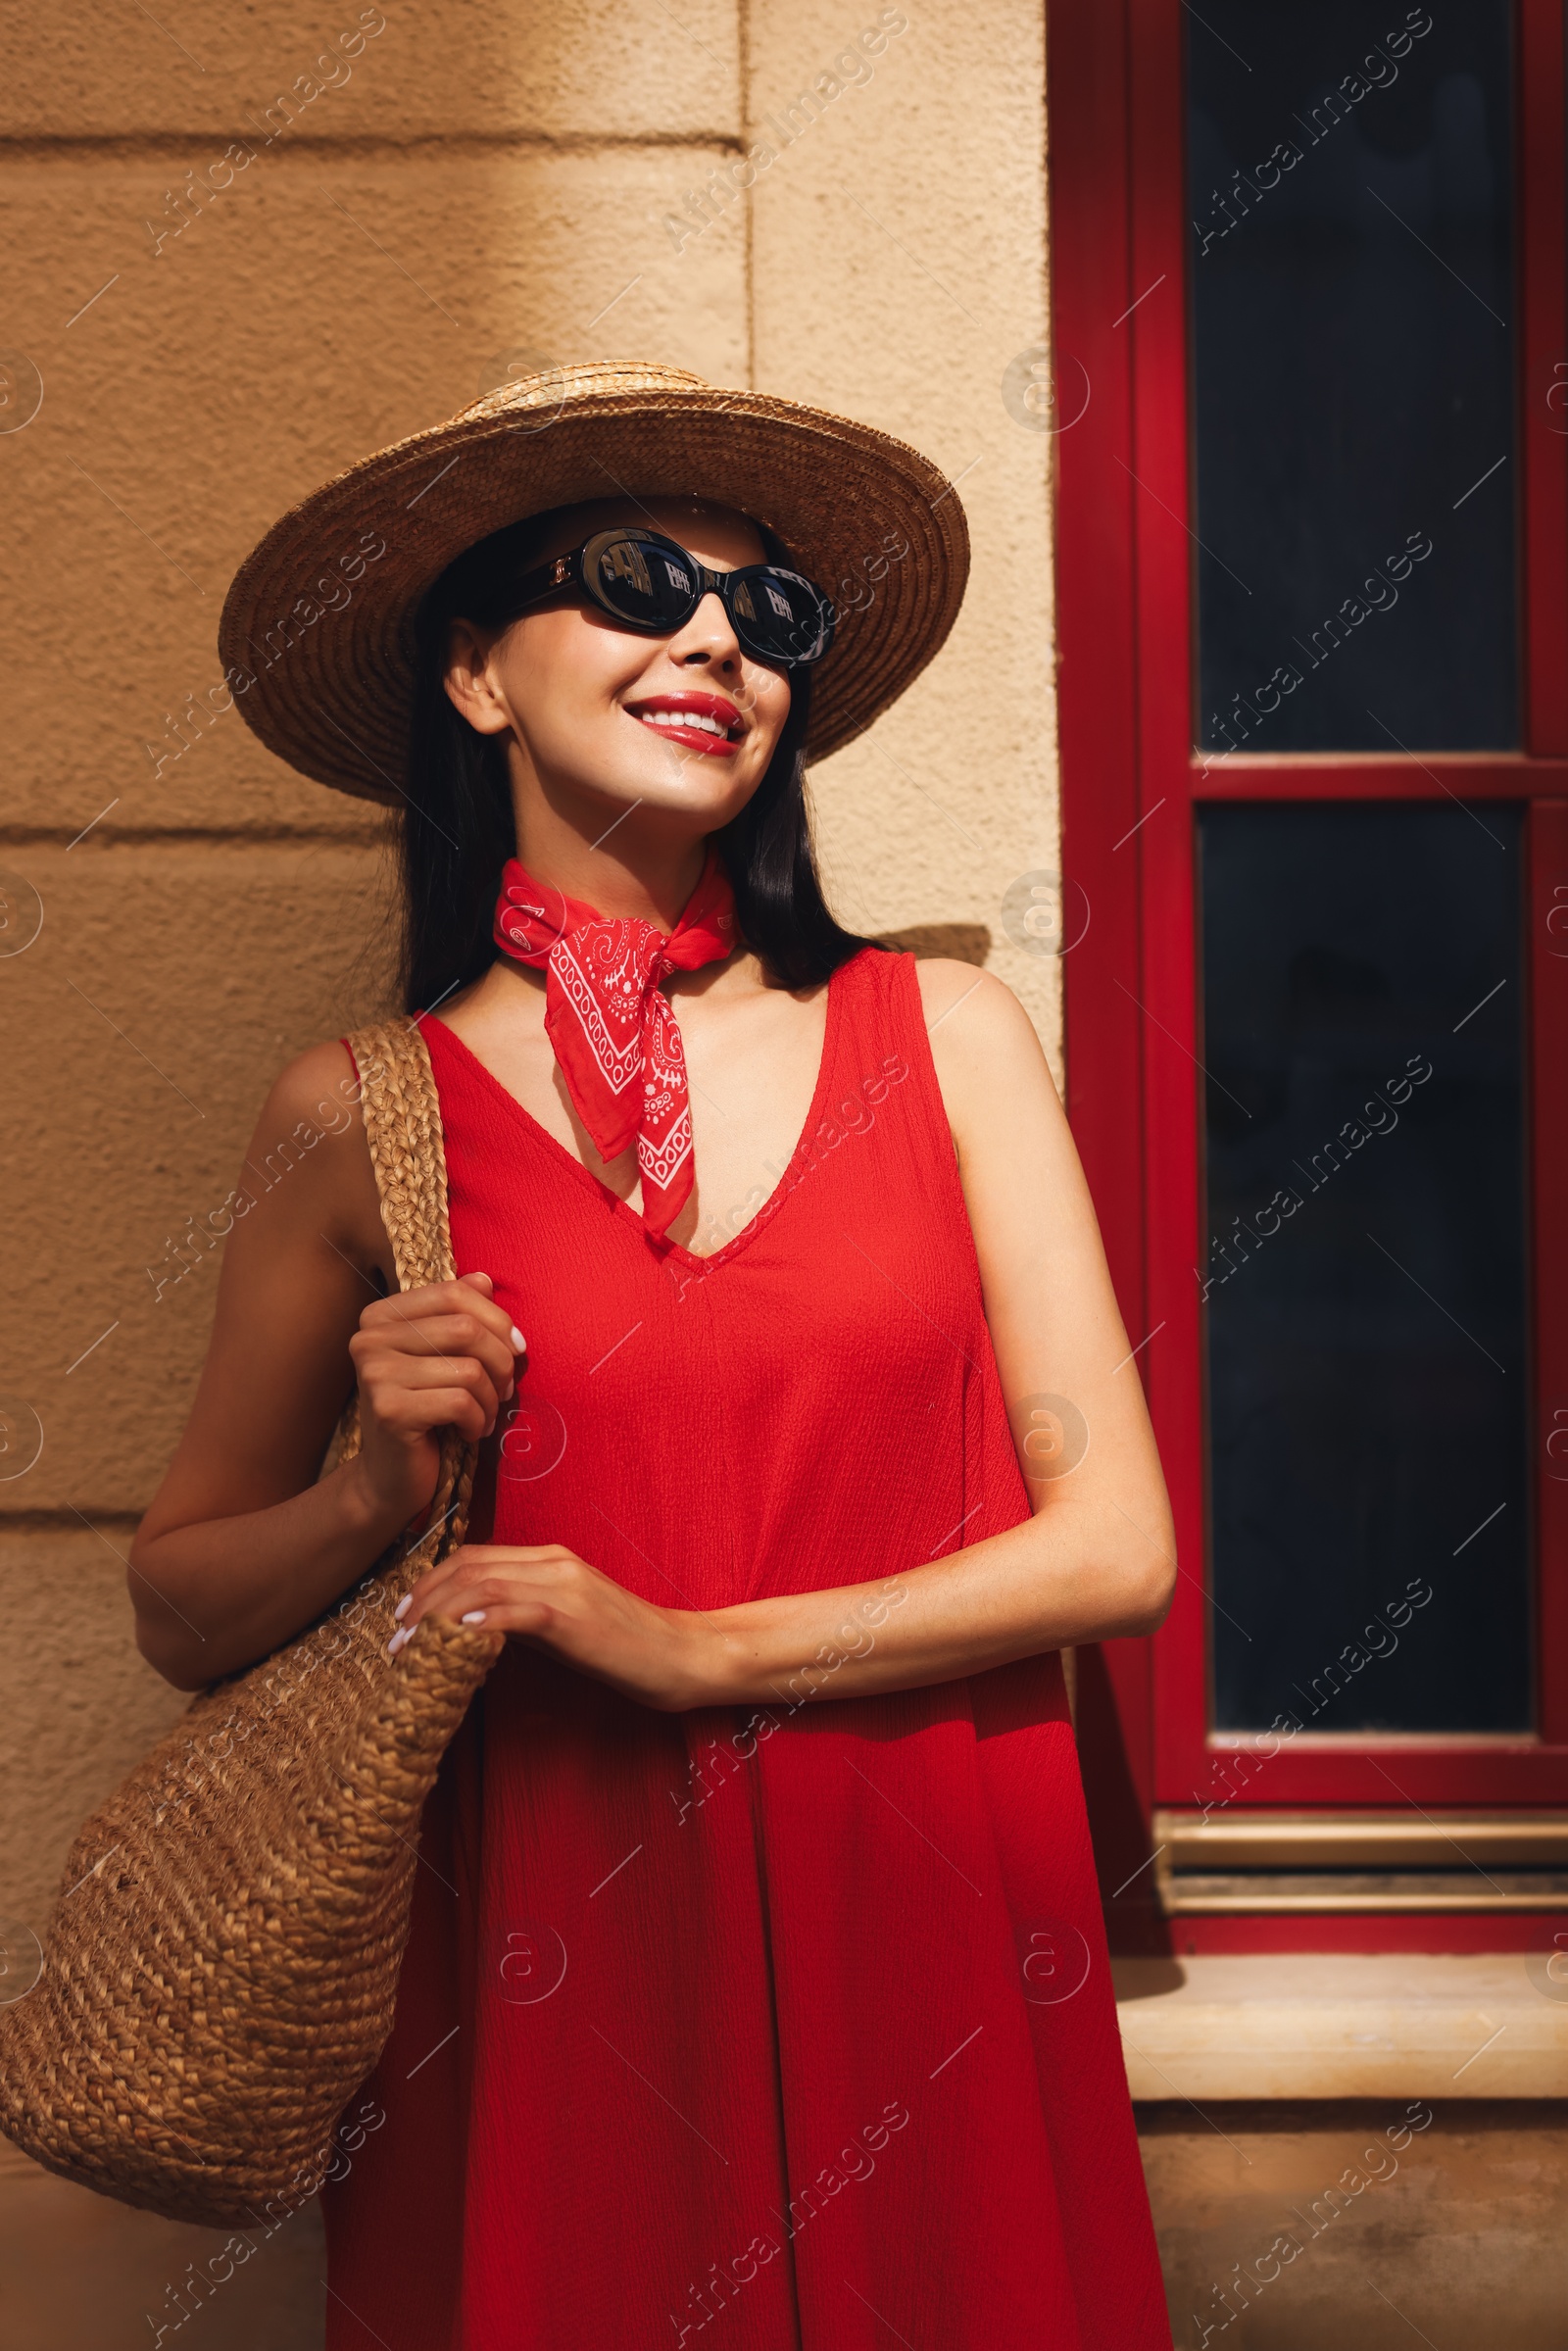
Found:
[491,849,737,1235]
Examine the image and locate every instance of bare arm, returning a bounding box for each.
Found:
[398,963,1176,1708]
[128,1042,521,1690]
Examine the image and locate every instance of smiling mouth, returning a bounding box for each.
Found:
[624,696,745,756]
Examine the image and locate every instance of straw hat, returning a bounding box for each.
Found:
[219,361,970,805]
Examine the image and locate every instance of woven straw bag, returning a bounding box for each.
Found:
[0,1016,503,2227]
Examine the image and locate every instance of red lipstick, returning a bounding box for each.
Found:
[624,691,744,758]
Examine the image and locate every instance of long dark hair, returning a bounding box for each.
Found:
[398,506,881,1014]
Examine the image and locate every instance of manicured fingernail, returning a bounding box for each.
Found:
[385,1630,406,1657]
[510,1326,526,1351]
[393,1594,412,1621]
[461,1609,487,1625]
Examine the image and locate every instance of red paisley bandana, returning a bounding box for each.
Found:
[491,849,737,1236]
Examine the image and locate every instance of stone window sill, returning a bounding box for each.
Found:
[1113,1953,1568,2100]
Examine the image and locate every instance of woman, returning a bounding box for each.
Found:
[131,364,1176,2347]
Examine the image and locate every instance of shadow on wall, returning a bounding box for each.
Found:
[876,923,992,964]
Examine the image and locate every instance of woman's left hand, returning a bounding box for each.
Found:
[388,1542,724,1713]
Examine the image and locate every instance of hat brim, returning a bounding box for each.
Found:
[218,364,970,807]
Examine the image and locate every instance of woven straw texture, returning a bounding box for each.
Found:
[0,1017,501,2228]
[217,360,971,803]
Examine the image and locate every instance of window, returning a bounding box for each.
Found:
[1200,800,1530,1738]
[1048,0,1568,1952]
[1190,0,1518,751]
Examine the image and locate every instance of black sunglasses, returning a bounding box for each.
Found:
[509,527,837,669]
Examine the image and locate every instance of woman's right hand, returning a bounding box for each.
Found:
[347,1270,524,1529]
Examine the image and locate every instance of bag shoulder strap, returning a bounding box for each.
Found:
[344,1016,455,1292]
[330,1018,473,1553]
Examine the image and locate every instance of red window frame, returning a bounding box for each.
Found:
[1048,0,1568,1933]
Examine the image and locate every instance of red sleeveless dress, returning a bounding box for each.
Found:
[323,947,1170,2349]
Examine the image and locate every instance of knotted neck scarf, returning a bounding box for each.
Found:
[491,848,737,1236]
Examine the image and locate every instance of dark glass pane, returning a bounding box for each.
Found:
[1188,4,1517,751]
[1200,803,1530,1732]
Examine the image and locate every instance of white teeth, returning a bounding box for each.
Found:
[637,708,729,736]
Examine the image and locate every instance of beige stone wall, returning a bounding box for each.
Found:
[0,2,1054,2337]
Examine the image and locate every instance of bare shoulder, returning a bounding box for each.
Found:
[242,1038,388,1276]
[910,959,1068,1187]
[253,1038,367,1170]
[259,1037,362,1127]
[913,957,1059,1102]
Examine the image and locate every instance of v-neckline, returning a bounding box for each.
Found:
[426,960,845,1276]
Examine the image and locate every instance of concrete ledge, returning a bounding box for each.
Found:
[1114,1953,1568,2100]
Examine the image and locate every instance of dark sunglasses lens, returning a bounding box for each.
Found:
[728,567,836,665]
[588,533,698,629]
